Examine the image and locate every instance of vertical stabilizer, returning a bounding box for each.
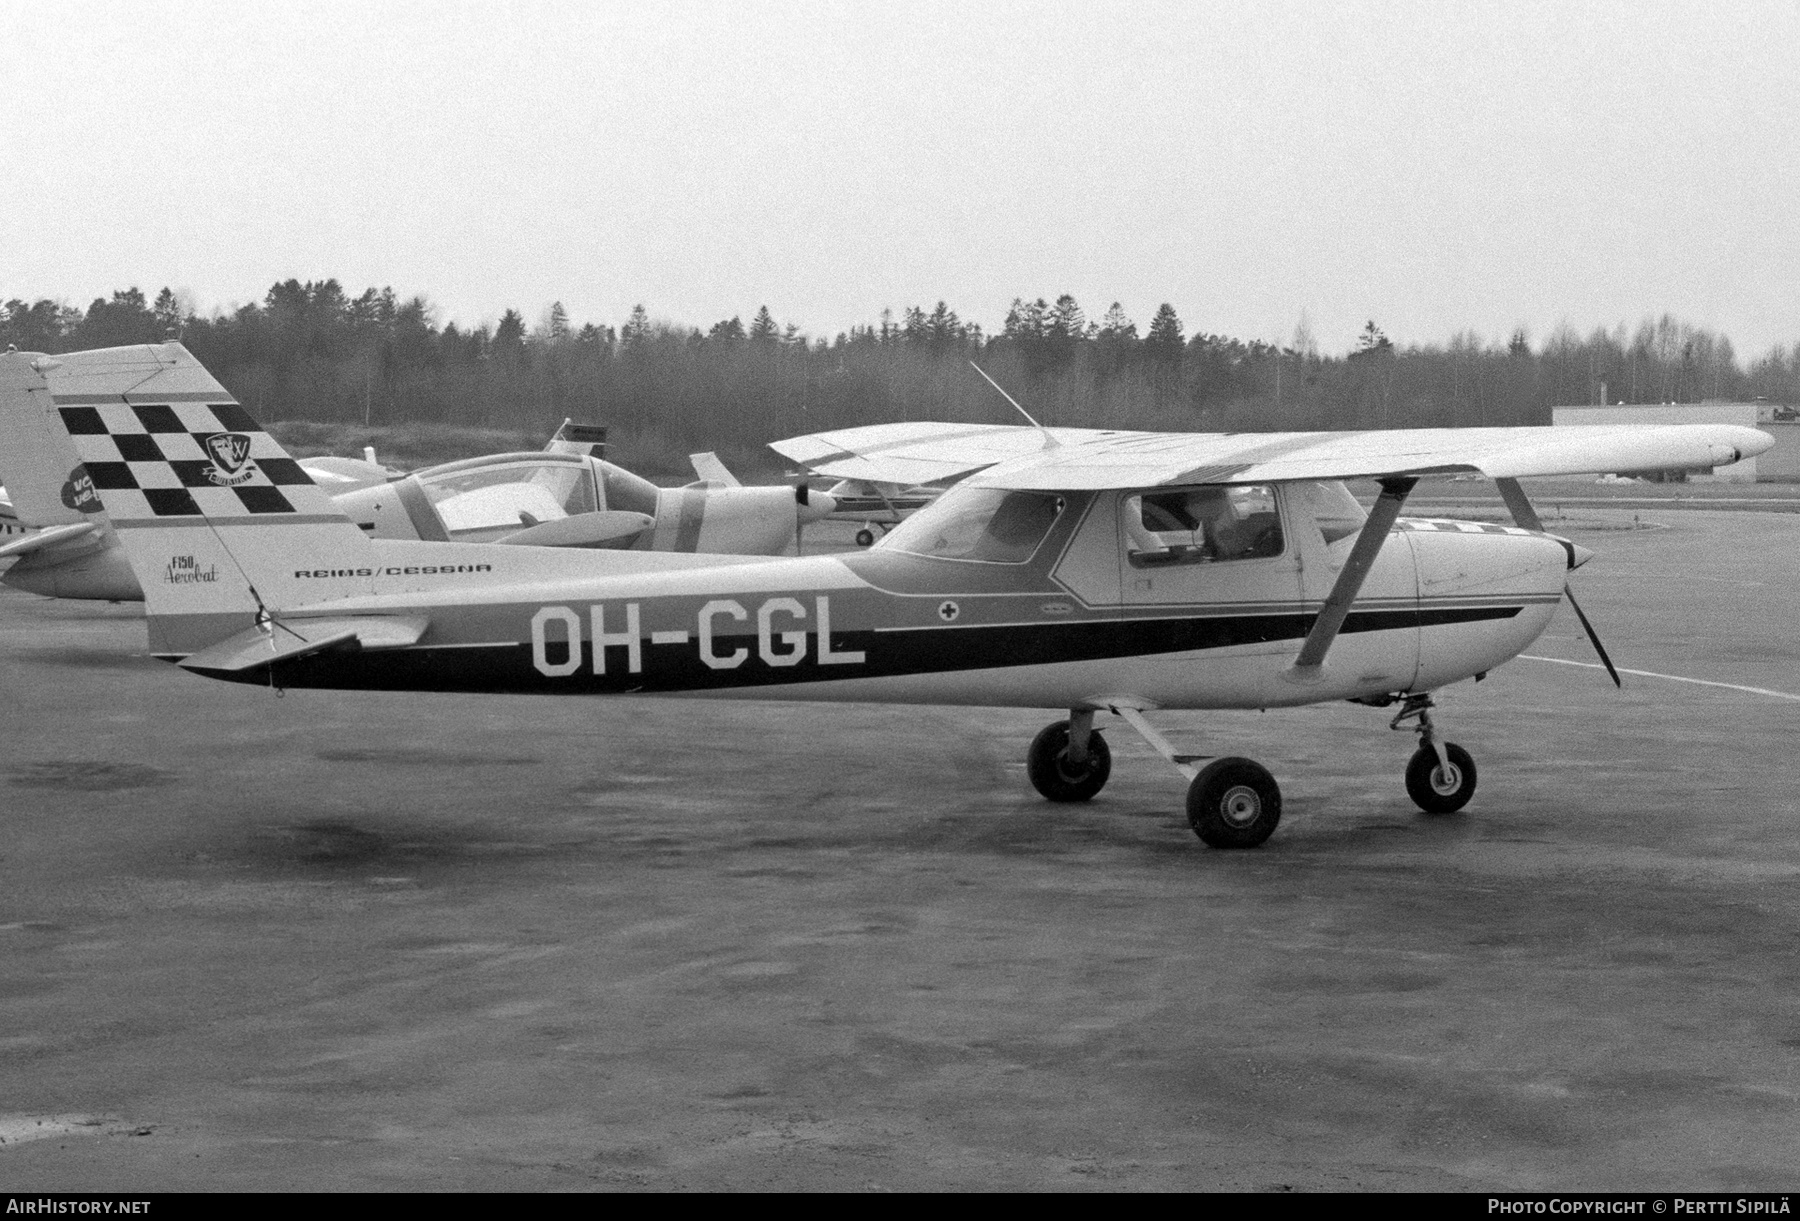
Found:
[0,353,106,527]
[0,344,377,656]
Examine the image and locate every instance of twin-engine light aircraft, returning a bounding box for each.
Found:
[0,344,1772,848]
[0,402,835,602]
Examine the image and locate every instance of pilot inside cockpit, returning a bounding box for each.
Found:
[1125,485,1282,566]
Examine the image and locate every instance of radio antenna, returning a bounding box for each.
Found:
[969,361,1057,446]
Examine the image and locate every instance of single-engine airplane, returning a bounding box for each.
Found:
[0,343,1772,848]
[0,400,835,602]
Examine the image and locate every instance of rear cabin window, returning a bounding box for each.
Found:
[881,487,1065,564]
[1124,485,1284,568]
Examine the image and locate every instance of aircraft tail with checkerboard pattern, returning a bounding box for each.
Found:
[0,344,377,648]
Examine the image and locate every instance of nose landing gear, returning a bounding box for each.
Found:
[1391,694,1478,813]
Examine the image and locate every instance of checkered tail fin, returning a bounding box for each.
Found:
[1,345,376,634]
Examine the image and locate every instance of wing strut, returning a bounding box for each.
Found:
[1494,477,1621,687]
[1288,476,1417,677]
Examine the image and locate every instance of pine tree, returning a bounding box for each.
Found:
[153,287,182,335]
[1144,303,1184,365]
[621,304,650,348]
[494,308,527,359]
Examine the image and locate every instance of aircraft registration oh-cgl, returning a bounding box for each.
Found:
[0,343,1773,848]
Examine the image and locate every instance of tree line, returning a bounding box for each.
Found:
[6,282,1797,475]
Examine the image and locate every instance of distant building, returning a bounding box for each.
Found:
[1551,402,1761,483]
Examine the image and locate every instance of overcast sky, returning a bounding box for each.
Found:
[4,0,1796,356]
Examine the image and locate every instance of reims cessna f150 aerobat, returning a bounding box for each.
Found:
[0,344,1772,848]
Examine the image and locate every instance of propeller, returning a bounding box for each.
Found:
[1494,478,1620,687]
[1561,580,1621,686]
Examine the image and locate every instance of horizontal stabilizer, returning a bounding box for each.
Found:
[0,521,97,559]
[495,510,654,548]
[179,614,429,673]
[298,455,393,491]
[688,452,743,487]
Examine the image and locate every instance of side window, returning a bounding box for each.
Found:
[1296,480,1368,546]
[1124,485,1284,568]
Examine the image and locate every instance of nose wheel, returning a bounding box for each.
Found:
[1391,694,1478,814]
[1405,742,1477,813]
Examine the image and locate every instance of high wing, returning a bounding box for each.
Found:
[772,422,1773,489]
[769,421,1113,487]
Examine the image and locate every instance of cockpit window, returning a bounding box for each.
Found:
[417,458,598,539]
[1124,484,1283,567]
[880,487,1065,564]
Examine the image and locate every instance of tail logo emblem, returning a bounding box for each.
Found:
[60,465,103,513]
[203,433,255,486]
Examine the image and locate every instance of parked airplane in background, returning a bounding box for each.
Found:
[0,344,1771,848]
[0,490,28,540]
[693,446,933,547]
[0,389,835,601]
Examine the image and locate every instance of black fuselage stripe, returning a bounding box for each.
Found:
[194,605,1522,695]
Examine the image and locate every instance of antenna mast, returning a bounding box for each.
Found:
[968,361,1056,446]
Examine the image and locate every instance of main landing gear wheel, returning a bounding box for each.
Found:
[855,528,876,547]
[1187,757,1281,849]
[1405,743,1477,814]
[1027,720,1112,802]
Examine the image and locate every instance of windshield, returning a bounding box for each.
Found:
[880,486,1065,564]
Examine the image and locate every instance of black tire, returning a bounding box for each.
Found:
[1405,742,1477,814]
[1026,721,1112,802]
[855,528,876,547]
[1187,757,1281,848]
